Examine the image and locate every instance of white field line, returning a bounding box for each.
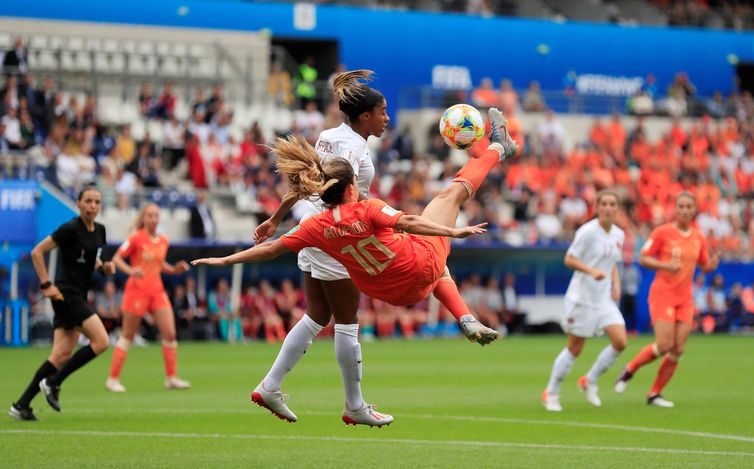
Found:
[58,408,754,444]
[1,429,753,459]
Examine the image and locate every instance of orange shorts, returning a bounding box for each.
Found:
[394,235,450,306]
[649,299,694,326]
[122,289,171,317]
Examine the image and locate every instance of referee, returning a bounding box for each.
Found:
[9,186,115,420]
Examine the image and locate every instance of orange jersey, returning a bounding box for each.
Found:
[281,199,445,306]
[118,229,169,293]
[641,223,709,304]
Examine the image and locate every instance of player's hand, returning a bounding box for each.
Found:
[102,261,116,276]
[130,267,145,278]
[255,219,278,244]
[43,285,64,301]
[708,251,721,271]
[665,258,681,273]
[174,261,190,273]
[191,257,227,267]
[452,223,488,239]
[591,269,607,281]
[611,284,621,301]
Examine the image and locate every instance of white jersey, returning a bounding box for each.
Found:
[564,219,625,306]
[295,123,375,222]
[294,123,375,281]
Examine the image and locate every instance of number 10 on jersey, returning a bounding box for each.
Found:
[341,235,396,276]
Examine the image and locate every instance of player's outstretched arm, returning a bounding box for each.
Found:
[254,191,299,244]
[162,261,190,275]
[192,239,290,267]
[395,215,487,239]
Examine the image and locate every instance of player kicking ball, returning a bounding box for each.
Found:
[193,108,517,426]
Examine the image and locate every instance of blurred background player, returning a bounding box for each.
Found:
[615,192,719,407]
[107,203,191,392]
[193,107,517,425]
[542,191,627,412]
[10,187,115,419]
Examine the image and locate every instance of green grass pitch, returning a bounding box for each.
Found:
[1,335,753,468]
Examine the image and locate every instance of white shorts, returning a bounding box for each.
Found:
[562,298,625,338]
[298,247,350,281]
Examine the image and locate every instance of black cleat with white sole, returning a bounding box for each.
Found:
[39,378,61,412]
[9,403,38,421]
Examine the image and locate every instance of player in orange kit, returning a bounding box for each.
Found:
[193,109,517,424]
[106,203,191,392]
[615,192,719,407]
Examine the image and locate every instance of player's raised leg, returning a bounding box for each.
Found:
[580,324,627,407]
[544,335,584,412]
[647,321,691,407]
[41,315,109,411]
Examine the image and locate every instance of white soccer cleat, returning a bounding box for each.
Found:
[459,315,500,346]
[487,107,518,161]
[647,394,674,408]
[541,390,563,412]
[251,383,297,423]
[165,376,191,390]
[342,402,393,427]
[578,376,602,407]
[105,378,127,393]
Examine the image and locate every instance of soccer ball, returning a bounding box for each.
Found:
[439,104,485,150]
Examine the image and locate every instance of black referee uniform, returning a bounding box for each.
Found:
[10,217,108,419]
[49,217,107,329]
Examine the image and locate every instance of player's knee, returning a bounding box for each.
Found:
[568,343,584,357]
[439,184,466,204]
[161,331,176,342]
[613,338,628,352]
[655,341,673,355]
[90,337,110,355]
[671,345,685,357]
[49,351,72,367]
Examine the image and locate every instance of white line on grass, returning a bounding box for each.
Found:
[1,429,753,459]
[68,408,754,444]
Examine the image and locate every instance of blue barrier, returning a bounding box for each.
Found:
[0,299,5,345]
[1,299,30,347]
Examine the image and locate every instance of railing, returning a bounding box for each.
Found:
[398,85,717,117]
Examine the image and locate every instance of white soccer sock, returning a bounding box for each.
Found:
[334,323,364,411]
[262,314,323,391]
[586,345,622,384]
[546,348,576,395]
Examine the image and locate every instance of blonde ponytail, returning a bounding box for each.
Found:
[273,135,338,200]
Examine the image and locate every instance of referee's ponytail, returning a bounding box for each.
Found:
[273,135,354,207]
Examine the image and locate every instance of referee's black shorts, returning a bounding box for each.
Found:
[51,295,96,330]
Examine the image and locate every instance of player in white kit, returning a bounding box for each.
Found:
[542,190,628,411]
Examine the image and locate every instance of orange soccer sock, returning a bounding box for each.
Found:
[452,146,502,194]
[109,343,129,379]
[161,341,178,378]
[627,343,659,374]
[432,278,471,322]
[649,356,679,396]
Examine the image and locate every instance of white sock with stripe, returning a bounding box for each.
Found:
[262,314,323,391]
[586,345,622,384]
[334,323,364,411]
[546,348,576,395]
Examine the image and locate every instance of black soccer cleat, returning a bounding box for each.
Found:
[9,403,38,421]
[614,367,633,394]
[39,378,61,412]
